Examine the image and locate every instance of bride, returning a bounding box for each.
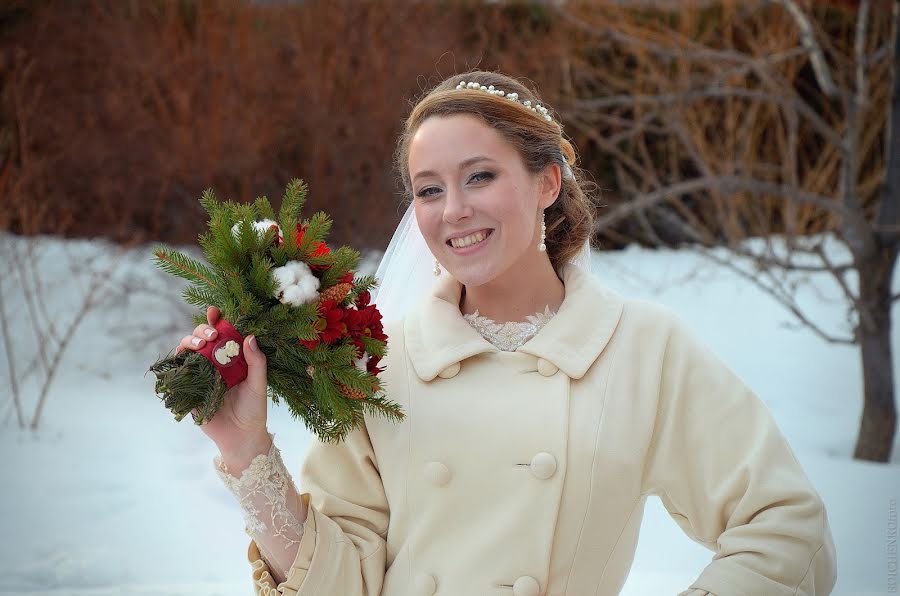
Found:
[177,71,836,595]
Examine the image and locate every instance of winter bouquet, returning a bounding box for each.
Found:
[149,179,403,443]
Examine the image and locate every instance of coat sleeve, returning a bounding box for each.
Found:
[641,313,837,596]
[247,417,389,596]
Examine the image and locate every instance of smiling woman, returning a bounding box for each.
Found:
[202,70,837,596]
[396,72,595,280]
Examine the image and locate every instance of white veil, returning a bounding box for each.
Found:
[372,202,593,324]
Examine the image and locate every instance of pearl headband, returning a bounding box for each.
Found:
[455,80,554,123]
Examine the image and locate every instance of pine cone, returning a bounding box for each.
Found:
[319,282,352,303]
[338,382,367,400]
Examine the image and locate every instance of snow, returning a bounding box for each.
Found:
[0,232,897,596]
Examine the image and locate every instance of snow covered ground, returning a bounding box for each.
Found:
[0,232,897,596]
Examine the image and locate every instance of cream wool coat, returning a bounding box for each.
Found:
[248,263,837,596]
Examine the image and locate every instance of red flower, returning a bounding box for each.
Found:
[348,305,385,342]
[339,272,354,284]
[354,290,371,309]
[366,354,384,376]
[319,300,350,344]
[298,299,351,350]
[295,224,330,257]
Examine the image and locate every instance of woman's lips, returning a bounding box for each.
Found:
[447,229,494,255]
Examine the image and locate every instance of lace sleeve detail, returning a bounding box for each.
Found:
[214,434,306,582]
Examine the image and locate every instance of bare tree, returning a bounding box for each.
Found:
[0,230,200,432]
[557,1,899,461]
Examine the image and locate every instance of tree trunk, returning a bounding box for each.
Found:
[853,247,898,462]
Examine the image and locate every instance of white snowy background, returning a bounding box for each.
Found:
[1,231,897,596]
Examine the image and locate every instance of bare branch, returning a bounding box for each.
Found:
[0,240,26,429]
[699,248,856,345]
[770,0,839,97]
[728,242,854,274]
[569,87,844,148]
[595,176,852,231]
[811,243,871,329]
[875,1,900,242]
[855,0,871,108]
[29,247,125,430]
[556,8,846,146]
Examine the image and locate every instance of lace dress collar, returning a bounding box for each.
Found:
[462,305,557,352]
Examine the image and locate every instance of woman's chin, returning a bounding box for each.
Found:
[444,261,505,288]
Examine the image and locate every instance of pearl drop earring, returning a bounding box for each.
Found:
[538,211,547,252]
[433,259,442,276]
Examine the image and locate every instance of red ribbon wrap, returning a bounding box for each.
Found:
[196,318,249,389]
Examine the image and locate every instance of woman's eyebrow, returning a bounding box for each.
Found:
[412,156,497,183]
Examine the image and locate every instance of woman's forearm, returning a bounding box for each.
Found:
[215,433,309,584]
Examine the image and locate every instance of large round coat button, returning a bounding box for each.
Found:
[437,362,461,378]
[413,573,436,595]
[512,575,541,596]
[536,358,558,376]
[424,461,451,486]
[530,452,557,479]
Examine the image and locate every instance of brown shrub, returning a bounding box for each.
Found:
[0,0,571,248]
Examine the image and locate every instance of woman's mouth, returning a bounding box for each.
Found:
[447,229,493,253]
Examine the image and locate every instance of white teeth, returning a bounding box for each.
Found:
[450,231,488,248]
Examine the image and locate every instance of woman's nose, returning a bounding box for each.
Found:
[442,188,473,223]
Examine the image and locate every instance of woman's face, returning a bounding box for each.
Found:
[408,114,559,287]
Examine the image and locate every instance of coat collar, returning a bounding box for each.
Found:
[403,263,624,381]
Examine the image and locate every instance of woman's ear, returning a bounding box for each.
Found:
[538,163,562,210]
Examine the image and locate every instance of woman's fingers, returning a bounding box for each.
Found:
[173,307,220,355]
[179,334,206,352]
[193,323,217,341]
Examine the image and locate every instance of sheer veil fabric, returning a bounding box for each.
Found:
[372,202,593,325]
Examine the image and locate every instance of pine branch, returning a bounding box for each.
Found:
[183,285,219,310]
[153,246,219,290]
[254,195,276,221]
[359,335,386,359]
[279,179,309,229]
[198,188,220,218]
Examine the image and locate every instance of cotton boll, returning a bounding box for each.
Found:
[272,265,297,294]
[252,219,281,237]
[285,260,314,280]
[291,272,320,304]
[273,260,320,306]
[281,285,307,307]
[231,219,282,241]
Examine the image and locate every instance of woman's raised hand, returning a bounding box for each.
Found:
[176,306,272,469]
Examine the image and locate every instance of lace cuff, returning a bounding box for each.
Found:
[214,434,306,581]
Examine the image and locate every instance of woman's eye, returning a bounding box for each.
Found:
[416,186,441,198]
[469,171,495,184]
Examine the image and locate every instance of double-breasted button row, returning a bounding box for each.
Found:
[438,358,562,379]
[424,454,557,485]
[414,572,539,595]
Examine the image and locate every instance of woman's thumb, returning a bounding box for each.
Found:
[243,335,267,389]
